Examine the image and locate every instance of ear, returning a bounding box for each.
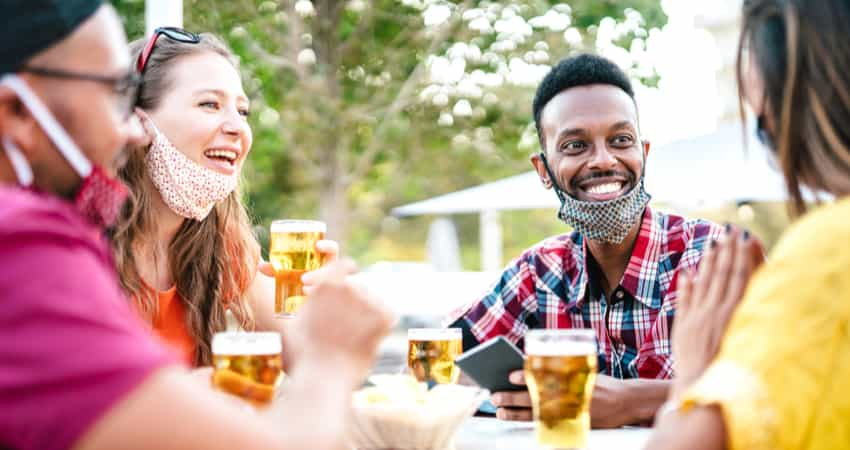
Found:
[131,107,157,149]
[530,153,553,189]
[641,138,651,159]
[0,86,37,158]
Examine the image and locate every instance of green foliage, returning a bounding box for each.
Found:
[110,0,146,38]
[110,0,669,267]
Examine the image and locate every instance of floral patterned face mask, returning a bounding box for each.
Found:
[144,121,238,221]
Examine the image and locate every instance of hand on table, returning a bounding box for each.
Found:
[490,370,532,421]
[492,371,666,428]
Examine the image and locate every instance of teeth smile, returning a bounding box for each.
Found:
[586,182,623,195]
[205,149,237,162]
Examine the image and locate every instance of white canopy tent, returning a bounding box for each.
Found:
[643,122,790,209]
[393,122,797,271]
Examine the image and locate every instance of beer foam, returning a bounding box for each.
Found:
[524,341,596,356]
[271,220,327,233]
[524,329,597,356]
[407,328,462,341]
[212,332,282,355]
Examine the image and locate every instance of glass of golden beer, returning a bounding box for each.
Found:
[269,219,326,317]
[524,329,597,449]
[212,332,284,406]
[407,328,463,385]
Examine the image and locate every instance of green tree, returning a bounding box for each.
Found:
[111,0,666,257]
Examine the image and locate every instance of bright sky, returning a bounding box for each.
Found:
[634,0,744,146]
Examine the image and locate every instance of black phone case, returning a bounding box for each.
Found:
[455,336,526,392]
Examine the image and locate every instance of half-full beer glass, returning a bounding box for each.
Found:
[269,220,326,316]
[212,332,284,406]
[407,328,463,384]
[524,329,597,449]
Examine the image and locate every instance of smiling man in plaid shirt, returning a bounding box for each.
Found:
[447,54,723,427]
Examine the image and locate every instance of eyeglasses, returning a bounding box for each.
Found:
[136,27,201,75]
[18,66,141,119]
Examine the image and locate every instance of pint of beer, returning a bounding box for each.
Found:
[269,220,326,316]
[212,332,284,406]
[524,329,597,450]
[407,328,463,385]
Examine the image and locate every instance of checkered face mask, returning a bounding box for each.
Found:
[540,153,651,244]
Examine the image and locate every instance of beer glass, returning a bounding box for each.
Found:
[212,332,284,406]
[269,220,326,317]
[407,328,463,385]
[524,329,597,449]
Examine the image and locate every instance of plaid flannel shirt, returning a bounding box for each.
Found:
[449,207,722,379]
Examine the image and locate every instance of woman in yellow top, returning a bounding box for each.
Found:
[646,0,850,449]
[109,29,337,365]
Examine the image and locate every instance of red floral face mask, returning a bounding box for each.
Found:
[0,74,128,229]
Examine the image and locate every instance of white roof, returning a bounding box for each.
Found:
[392,171,559,216]
[644,122,792,209]
[392,122,797,216]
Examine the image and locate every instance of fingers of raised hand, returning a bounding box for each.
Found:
[316,239,340,262]
[675,268,694,316]
[508,370,526,385]
[749,234,767,269]
[302,258,358,286]
[491,391,532,408]
[720,231,755,321]
[703,226,739,305]
[692,234,719,308]
[496,407,533,421]
[257,261,275,277]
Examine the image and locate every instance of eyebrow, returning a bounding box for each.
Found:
[554,127,586,142]
[608,121,636,132]
[192,88,249,104]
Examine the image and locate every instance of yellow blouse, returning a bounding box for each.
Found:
[683,196,850,450]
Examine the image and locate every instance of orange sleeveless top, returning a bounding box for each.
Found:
[150,287,196,365]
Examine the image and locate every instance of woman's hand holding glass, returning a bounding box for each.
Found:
[257,239,339,279]
[258,237,339,316]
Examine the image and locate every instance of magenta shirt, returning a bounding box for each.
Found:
[0,187,177,450]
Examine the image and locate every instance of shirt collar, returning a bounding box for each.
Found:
[570,206,662,309]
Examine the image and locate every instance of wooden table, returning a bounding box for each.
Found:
[454,417,651,450]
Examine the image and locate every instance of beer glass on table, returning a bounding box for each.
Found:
[524,329,597,449]
[407,328,463,385]
[212,332,284,406]
[269,220,326,317]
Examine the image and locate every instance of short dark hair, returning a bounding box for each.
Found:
[533,53,635,142]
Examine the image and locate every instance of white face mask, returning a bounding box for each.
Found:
[144,121,239,221]
[0,74,129,228]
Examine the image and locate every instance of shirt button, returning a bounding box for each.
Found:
[615,290,624,299]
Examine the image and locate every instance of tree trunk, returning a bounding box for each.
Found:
[319,175,349,249]
[313,0,349,248]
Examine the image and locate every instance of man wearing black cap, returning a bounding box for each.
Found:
[0,2,392,449]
